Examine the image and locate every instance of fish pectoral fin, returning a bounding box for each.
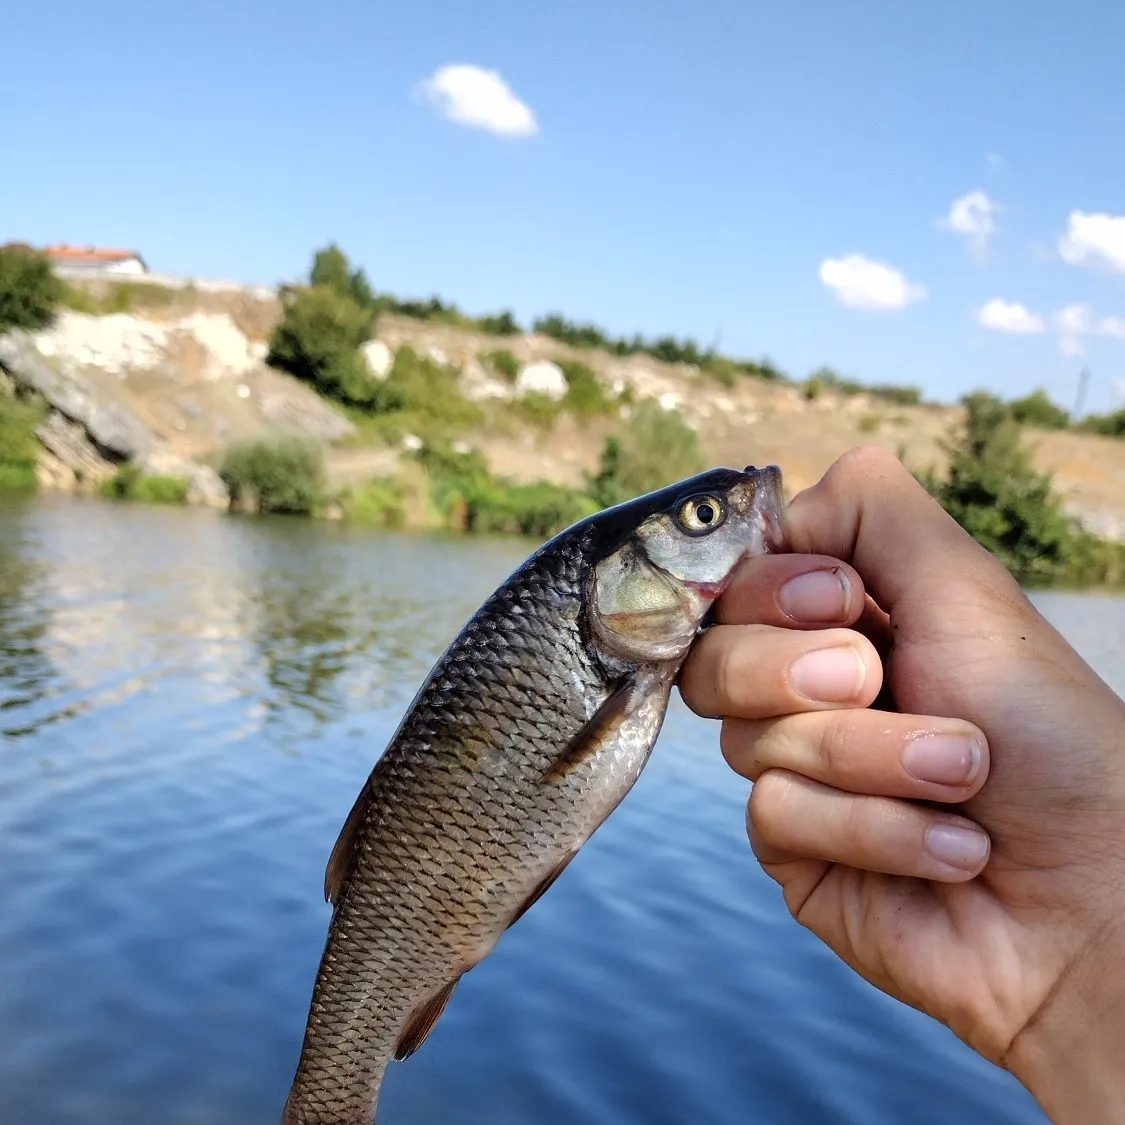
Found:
[393,976,463,1061]
[540,677,636,784]
[506,850,580,931]
[324,781,373,905]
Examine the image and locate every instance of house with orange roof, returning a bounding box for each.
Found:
[43,244,148,277]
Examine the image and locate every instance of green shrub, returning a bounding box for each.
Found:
[558,359,613,418]
[0,244,65,333]
[870,384,923,406]
[476,310,521,336]
[466,478,598,538]
[739,357,787,382]
[220,436,326,514]
[1008,389,1069,430]
[479,348,521,381]
[589,400,705,508]
[100,464,188,504]
[858,412,882,433]
[340,475,406,527]
[701,357,738,387]
[415,444,596,538]
[1077,408,1125,437]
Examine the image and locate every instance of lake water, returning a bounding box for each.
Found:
[2,495,1122,1125]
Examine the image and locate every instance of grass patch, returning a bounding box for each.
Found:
[478,348,521,381]
[100,464,188,504]
[220,436,326,514]
[0,463,37,491]
[557,359,615,419]
[63,280,186,316]
[510,392,565,429]
[417,444,597,538]
[0,388,45,491]
[339,476,407,527]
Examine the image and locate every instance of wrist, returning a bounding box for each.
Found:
[1005,939,1125,1125]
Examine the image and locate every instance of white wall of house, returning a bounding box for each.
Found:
[103,258,147,276]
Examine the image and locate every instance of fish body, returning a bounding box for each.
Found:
[283,465,785,1124]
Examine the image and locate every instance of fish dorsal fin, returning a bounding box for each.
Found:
[393,976,462,1061]
[324,783,372,905]
[541,677,636,784]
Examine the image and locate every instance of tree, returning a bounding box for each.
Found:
[923,392,1074,580]
[309,243,376,309]
[267,284,385,407]
[0,244,65,334]
[1008,388,1069,430]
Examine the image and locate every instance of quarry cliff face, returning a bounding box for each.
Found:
[2,288,1124,539]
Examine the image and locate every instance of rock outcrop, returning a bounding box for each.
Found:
[0,309,356,506]
[515,360,567,400]
[0,333,155,460]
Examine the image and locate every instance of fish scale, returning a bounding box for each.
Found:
[282,465,784,1125]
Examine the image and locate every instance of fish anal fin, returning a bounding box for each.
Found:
[506,850,579,930]
[541,678,635,784]
[394,976,462,1061]
[324,782,372,905]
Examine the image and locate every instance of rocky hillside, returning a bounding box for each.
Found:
[2,280,1124,538]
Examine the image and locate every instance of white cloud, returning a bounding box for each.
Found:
[417,64,538,137]
[1058,303,1094,334]
[1053,304,1125,354]
[818,254,926,311]
[941,190,999,259]
[1058,211,1125,272]
[1100,315,1125,339]
[977,298,1044,334]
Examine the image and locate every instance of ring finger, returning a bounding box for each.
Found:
[722,708,989,802]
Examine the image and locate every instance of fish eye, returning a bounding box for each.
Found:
[676,494,725,534]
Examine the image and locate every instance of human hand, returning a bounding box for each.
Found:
[679,447,1125,1124]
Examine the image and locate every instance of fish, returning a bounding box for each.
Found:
[281,464,786,1125]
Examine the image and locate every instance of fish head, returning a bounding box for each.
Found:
[589,465,786,663]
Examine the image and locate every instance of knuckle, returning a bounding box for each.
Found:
[747,770,795,843]
[722,716,785,779]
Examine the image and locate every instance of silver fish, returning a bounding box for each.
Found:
[282,465,786,1124]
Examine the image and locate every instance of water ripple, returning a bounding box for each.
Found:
[2,494,1114,1123]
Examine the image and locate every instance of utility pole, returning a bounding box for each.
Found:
[1072,367,1090,423]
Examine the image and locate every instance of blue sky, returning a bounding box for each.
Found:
[3,0,1124,410]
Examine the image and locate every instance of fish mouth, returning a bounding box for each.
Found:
[682,575,735,599]
[742,464,787,553]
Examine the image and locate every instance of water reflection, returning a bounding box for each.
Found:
[0,497,58,737]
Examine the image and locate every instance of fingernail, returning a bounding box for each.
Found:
[790,646,866,702]
[925,824,989,869]
[903,733,982,787]
[778,568,853,623]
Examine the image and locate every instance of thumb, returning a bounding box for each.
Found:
[781,446,1019,616]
